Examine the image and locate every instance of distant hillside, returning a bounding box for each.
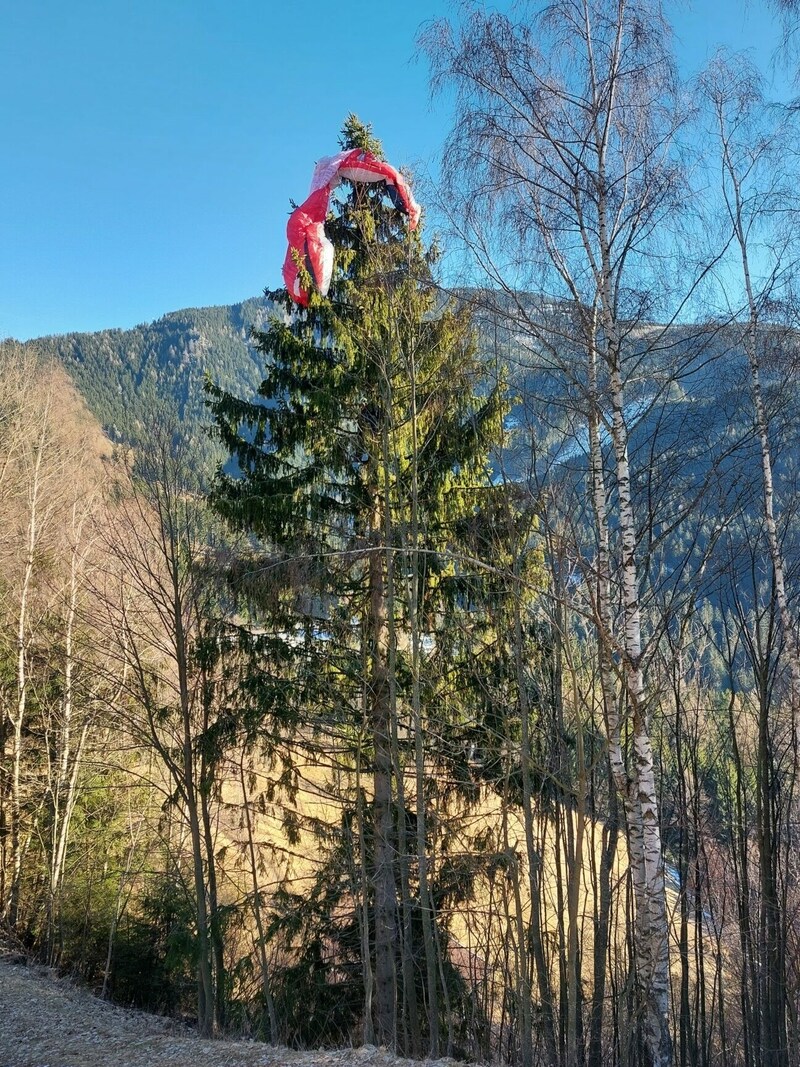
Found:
[3,290,769,477]
[6,296,276,472]
[7,292,800,579]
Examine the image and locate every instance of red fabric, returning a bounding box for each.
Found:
[282,187,332,306]
[335,149,421,230]
[282,149,421,306]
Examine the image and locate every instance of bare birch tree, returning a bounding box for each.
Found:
[423,3,693,1062]
[700,52,800,719]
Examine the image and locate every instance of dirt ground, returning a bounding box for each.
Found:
[0,957,465,1067]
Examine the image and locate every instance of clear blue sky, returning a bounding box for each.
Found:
[1,1,791,341]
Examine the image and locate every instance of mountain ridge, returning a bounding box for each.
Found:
[4,295,276,469]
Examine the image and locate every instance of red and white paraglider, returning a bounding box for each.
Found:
[282,149,421,307]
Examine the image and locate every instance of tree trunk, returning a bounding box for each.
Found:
[515,583,559,1067]
[174,579,214,1037]
[402,351,440,1057]
[8,418,48,929]
[369,499,398,1048]
[238,753,278,1040]
[607,357,672,1067]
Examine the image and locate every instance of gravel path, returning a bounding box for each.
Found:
[0,959,463,1067]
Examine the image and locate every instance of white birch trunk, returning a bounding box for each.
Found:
[591,16,673,1040]
[606,345,672,1067]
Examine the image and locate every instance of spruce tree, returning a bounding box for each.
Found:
[206,115,503,1051]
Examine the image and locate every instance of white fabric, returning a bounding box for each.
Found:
[312,226,335,296]
[309,152,351,193]
[337,165,385,184]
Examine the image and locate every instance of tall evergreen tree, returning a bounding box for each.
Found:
[206,115,504,1051]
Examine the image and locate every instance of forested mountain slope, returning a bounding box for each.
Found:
[4,296,275,463]
[479,300,800,612]
[7,291,799,607]
[9,293,794,477]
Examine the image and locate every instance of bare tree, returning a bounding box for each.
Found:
[700,52,800,722]
[41,492,103,959]
[97,427,228,1036]
[0,372,81,927]
[422,3,697,1063]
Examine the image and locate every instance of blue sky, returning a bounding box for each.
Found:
[1,1,792,341]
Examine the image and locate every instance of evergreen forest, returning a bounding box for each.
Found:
[4,5,800,1067]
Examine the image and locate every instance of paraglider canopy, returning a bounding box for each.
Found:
[282,148,421,307]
